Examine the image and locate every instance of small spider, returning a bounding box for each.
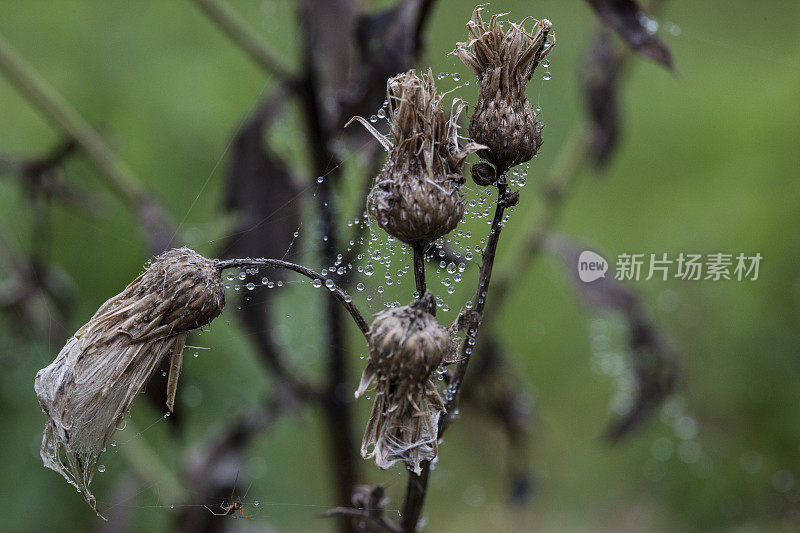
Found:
[205,472,255,519]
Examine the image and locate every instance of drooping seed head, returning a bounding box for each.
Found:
[454,7,555,169]
[355,293,454,474]
[34,247,225,515]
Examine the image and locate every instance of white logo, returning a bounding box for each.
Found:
[578,250,608,283]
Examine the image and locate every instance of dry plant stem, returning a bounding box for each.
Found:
[444,177,513,428]
[189,0,294,81]
[411,243,428,300]
[490,29,647,316]
[215,258,369,336]
[401,168,513,532]
[489,125,590,315]
[0,33,146,204]
[119,421,186,503]
[0,32,179,257]
[297,35,360,523]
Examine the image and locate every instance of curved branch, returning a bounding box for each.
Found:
[215,257,370,337]
[189,0,295,81]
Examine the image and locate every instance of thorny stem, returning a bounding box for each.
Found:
[401,167,516,532]
[215,258,369,337]
[189,0,294,81]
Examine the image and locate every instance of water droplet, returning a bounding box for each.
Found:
[356,282,365,291]
[542,58,550,68]
[542,71,552,81]
[370,115,378,123]
[325,279,335,290]
[312,279,322,288]
[452,73,461,81]
[246,282,255,291]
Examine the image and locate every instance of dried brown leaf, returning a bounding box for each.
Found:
[583,0,674,70]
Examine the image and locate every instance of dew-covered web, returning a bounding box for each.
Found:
[46,11,800,522]
[93,28,558,518]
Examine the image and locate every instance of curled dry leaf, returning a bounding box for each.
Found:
[581,30,624,168]
[547,235,680,441]
[34,248,225,516]
[583,0,674,70]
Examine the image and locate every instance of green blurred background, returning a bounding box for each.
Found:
[1,1,799,531]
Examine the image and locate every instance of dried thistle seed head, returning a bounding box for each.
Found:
[471,161,496,187]
[350,69,484,246]
[454,7,555,169]
[355,292,454,475]
[34,247,224,516]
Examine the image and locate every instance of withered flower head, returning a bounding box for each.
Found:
[349,69,484,246]
[355,293,454,475]
[34,247,224,516]
[454,7,554,169]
